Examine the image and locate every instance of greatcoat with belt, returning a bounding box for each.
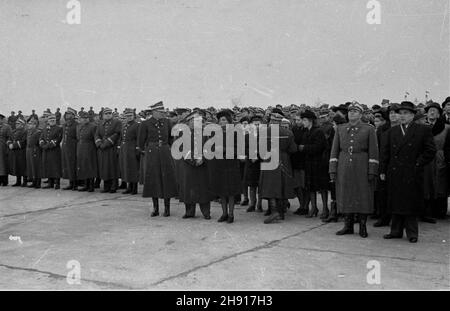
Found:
[329,121,379,214]
[95,119,121,180]
[26,128,42,179]
[119,120,140,183]
[7,127,27,177]
[40,125,63,178]
[61,119,78,181]
[138,117,177,198]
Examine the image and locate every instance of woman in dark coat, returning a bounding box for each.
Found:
[76,112,98,192]
[119,109,140,194]
[259,110,299,224]
[298,110,328,218]
[207,109,242,223]
[40,114,63,189]
[243,115,263,212]
[25,119,42,188]
[7,118,27,186]
[178,111,213,219]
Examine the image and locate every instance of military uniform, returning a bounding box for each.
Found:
[61,119,78,189]
[26,127,42,188]
[95,117,122,192]
[7,125,27,186]
[40,123,63,188]
[119,118,140,194]
[76,121,98,191]
[0,121,12,186]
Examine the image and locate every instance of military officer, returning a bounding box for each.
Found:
[329,102,379,238]
[95,107,122,193]
[25,118,42,188]
[7,118,28,186]
[0,114,12,186]
[61,107,79,190]
[138,101,178,217]
[76,111,98,192]
[119,108,140,194]
[40,114,63,189]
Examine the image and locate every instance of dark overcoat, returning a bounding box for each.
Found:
[119,120,140,183]
[7,127,27,176]
[26,128,42,178]
[243,131,261,187]
[76,123,98,179]
[259,126,299,199]
[138,117,177,198]
[329,121,379,214]
[95,119,121,180]
[61,120,78,180]
[40,125,63,178]
[301,126,329,191]
[0,123,12,176]
[380,122,436,215]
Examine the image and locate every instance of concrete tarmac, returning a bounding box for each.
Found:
[0,181,449,290]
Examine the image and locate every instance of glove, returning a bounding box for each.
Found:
[95,140,102,148]
[8,144,14,150]
[330,173,337,182]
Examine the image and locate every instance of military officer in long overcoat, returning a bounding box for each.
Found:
[0,114,12,186]
[76,111,98,192]
[119,108,140,195]
[40,114,63,189]
[329,102,379,238]
[380,101,436,243]
[7,118,28,186]
[138,101,178,217]
[95,107,122,193]
[25,118,42,188]
[61,108,79,190]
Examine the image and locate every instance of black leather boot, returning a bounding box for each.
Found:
[43,178,54,189]
[131,183,138,195]
[35,178,41,189]
[54,178,60,190]
[119,180,127,189]
[246,187,257,212]
[21,177,28,187]
[12,176,21,187]
[101,180,111,193]
[264,199,281,224]
[28,178,36,188]
[336,214,354,235]
[109,179,117,193]
[323,201,338,223]
[94,178,101,188]
[123,183,132,194]
[163,198,170,217]
[151,198,159,217]
[359,214,368,238]
[78,179,89,192]
[88,179,94,192]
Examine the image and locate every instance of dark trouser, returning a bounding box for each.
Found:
[185,202,211,217]
[390,214,418,239]
[375,181,391,222]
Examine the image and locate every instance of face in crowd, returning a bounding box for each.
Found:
[389,109,399,123]
[103,111,113,121]
[347,108,362,123]
[398,109,415,125]
[427,107,440,121]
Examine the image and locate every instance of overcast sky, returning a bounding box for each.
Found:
[0,0,448,114]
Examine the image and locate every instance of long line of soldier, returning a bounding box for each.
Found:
[1,97,449,244]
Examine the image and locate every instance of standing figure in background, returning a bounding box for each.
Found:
[61,108,78,190]
[7,118,27,187]
[119,108,140,195]
[76,111,98,192]
[40,114,63,189]
[95,107,122,193]
[25,119,42,188]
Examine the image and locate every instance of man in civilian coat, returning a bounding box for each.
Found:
[95,107,122,193]
[380,101,436,243]
[138,101,178,217]
[40,114,63,189]
[61,108,79,190]
[119,108,140,195]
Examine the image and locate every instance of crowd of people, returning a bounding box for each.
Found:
[1,97,449,243]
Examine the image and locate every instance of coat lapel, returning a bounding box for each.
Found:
[396,122,417,153]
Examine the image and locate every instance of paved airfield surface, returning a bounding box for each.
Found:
[0,182,449,290]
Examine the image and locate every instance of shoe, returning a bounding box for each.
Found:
[204,215,211,220]
[359,215,368,238]
[336,215,354,235]
[163,208,170,217]
[373,219,390,227]
[151,210,159,217]
[246,206,256,212]
[264,209,271,216]
[182,214,193,219]
[383,234,402,239]
[227,216,234,223]
[305,207,319,218]
[264,213,281,224]
[320,207,329,220]
[409,237,418,243]
[217,214,228,222]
